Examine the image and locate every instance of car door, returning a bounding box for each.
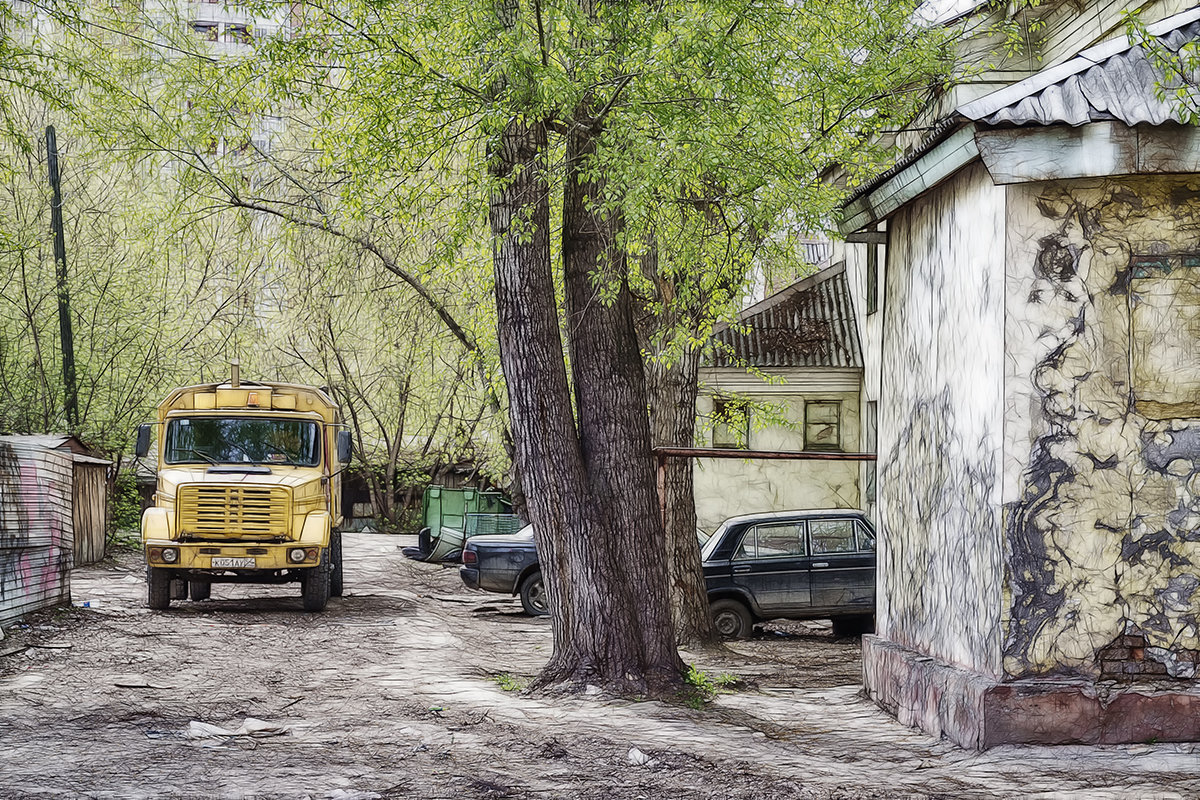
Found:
[807,516,875,613]
[730,520,811,616]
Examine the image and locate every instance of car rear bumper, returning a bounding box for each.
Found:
[459,566,481,590]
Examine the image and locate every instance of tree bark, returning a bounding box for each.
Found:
[645,345,718,648]
[488,111,684,695]
[557,118,683,691]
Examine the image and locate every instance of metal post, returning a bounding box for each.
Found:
[46,125,78,430]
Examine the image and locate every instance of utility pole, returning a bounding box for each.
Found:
[46,125,79,431]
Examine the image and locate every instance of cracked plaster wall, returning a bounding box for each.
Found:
[1003,174,1200,680]
[878,162,1006,676]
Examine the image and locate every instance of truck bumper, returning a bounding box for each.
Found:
[144,540,322,571]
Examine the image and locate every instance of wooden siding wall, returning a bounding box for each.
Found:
[72,463,107,566]
[0,441,73,626]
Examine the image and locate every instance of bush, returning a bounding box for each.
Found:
[109,470,142,532]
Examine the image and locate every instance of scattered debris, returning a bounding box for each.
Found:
[185,718,289,740]
[627,747,659,767]
[113,676,174,689]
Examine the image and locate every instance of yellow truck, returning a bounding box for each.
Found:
[135,364,352,611]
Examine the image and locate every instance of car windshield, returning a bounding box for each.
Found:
[164,417,320,467]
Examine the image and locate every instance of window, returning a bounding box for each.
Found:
[866,245,878,315]
[191,21,217,40]
[864,401,877,505]
[1129,253,1200,418]
[225,24,252,44]
[712,396,749,449]
[856,523,876,552]
[809,519,857,554]
[804,401,841,451]
[164,417,320,466]
[734,522,806,560]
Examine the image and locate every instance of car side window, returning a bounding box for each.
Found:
[735,522,806,559]
[809,519,858,554]
[856,523,876,552]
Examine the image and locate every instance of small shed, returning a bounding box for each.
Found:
[0,435,110,627]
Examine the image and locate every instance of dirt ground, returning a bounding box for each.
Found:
[2,533,1199,800]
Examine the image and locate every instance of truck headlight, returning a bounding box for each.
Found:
[289,548,307,563]
[161,548,179,563]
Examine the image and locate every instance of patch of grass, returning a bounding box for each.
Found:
[679,666,739,709]
[489,672,527,692]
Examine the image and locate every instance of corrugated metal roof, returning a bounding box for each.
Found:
[962,13,1200,126]
[0,434,110,465]
[708,264,863,369]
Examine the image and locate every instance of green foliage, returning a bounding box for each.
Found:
[679,665,739,708]
[1124,11,1200,126]
[109,469,143,532]
[489,672,528,692]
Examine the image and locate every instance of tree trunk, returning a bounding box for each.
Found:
[645,346,719,648]
[557,119,683,691]
[488,112,683,696]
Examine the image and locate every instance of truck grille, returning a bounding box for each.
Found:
[177,485,291,539]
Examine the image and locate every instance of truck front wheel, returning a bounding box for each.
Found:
[147,567,171,610]
[301,562,330,612]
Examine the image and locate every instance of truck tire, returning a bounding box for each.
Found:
[330,530,344,598]
[518,572,549,617]
[147,568,171,610]
[301,562,330,612]
[189,581,211,601]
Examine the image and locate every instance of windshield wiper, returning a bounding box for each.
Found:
[183,448,217,465]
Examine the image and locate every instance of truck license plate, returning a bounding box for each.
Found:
[212,557,256,568]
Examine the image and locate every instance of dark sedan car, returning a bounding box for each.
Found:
[460,526,546,615]
[462,510,876,636]
[701,509,876,638]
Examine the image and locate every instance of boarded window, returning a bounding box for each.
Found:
[1129,254,1200,419]
[804,401,840,451]
[712,397,749,449]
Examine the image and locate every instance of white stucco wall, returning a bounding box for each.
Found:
[877,161,1006,677]
[694,368,862,532]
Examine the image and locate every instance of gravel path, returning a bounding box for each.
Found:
[0,532,1198,799]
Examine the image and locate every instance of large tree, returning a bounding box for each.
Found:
[36,0,948,690]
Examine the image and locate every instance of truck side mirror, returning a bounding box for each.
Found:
[337,430,352,463]
[135,424,152,458]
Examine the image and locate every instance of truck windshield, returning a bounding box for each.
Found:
[164,417,320,467]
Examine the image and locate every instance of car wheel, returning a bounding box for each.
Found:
[188,581,211,601]
[710,599,752,639]
[301,562,330,612]
[147,567,171,610]
[330,531,344,598]
[832,615,874,637]
[519,572,549,617]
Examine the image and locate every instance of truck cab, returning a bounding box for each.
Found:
[136,365,352,611]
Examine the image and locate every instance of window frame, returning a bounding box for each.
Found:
[712,396,750,449]
[803,400,842,452]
